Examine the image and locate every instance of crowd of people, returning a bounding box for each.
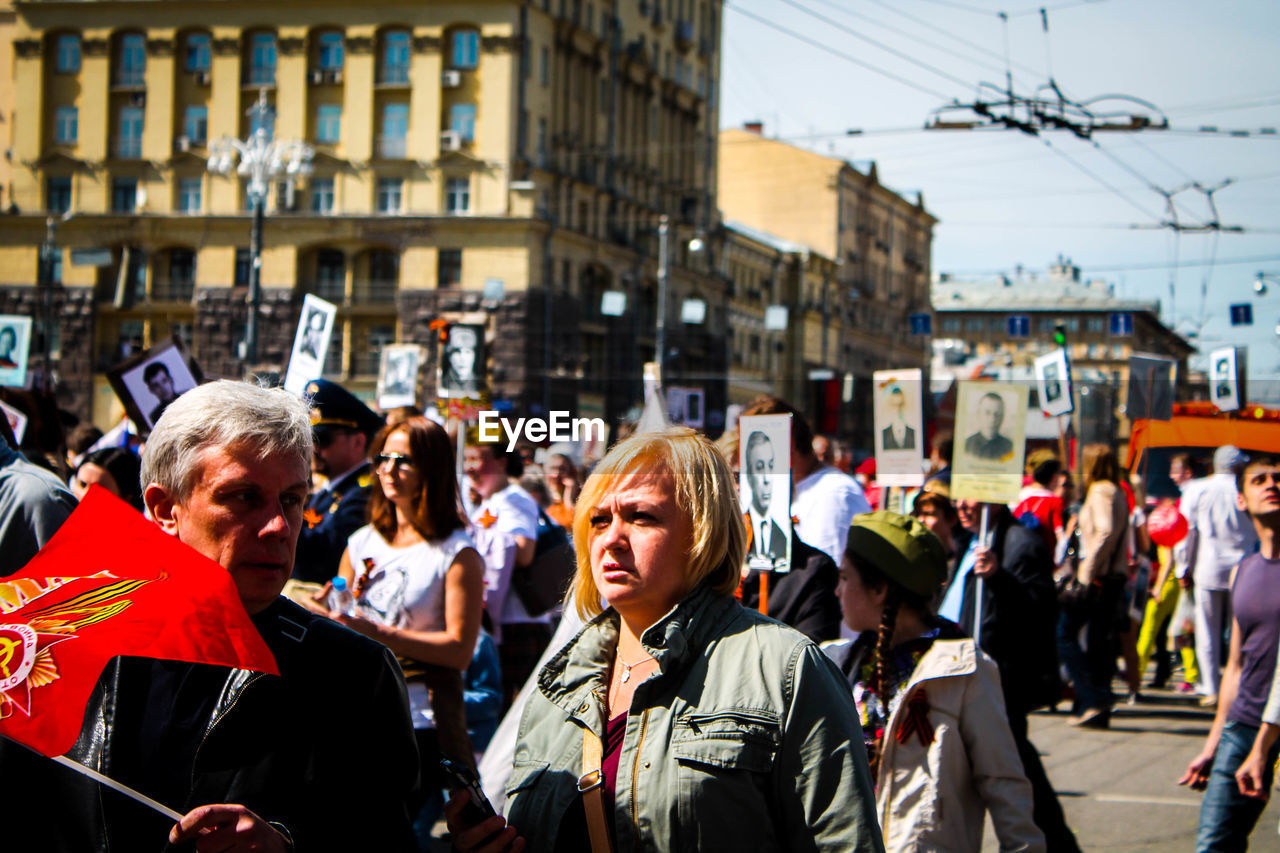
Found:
[0,378,1277,853]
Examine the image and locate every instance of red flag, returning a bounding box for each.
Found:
[0,486,278,757]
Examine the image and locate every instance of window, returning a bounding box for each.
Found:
[234,248,252,286]
[310,177,335,213]
[178,177,202,212]
[249,99,275,138]
[445,177,470,214]
[248,32,277,85]
[317,31,344,70]
[381,30,410,84]
[1085,317,1105,334]
[540,46,549,86]
[316,249,345,301]
[449,103,476,142]
[379,103,408,158]
[185,33,211,72]
[47,178,72,214]
[1006,315,1030,338]
[438,249,462,286]
[536,117,547,166]
[376,178,403,213]
[451,29,478,69]
[183,105,208,143]
[117,107,144,158]
[168,249,196,299]
[316,105,341,144]
[116,33,146,86]
[55,106,78,144]
[112,178,138,212]
[964,317,985,333]
[941,317,961,334]
[1109,312,1133,336]
[364,253,399,303]
[55,34,81,73]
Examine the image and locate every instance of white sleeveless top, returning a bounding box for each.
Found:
[346,524,475,728]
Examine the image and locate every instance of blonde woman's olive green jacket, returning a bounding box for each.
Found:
[505,583,885,852]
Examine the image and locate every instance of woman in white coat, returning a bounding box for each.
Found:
[823,511,1045,853]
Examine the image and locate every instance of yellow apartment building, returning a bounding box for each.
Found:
[718,124,937,450]
[0,0,725,430]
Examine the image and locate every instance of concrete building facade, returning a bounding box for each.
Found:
[1,0,726,431]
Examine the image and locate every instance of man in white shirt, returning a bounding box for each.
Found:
[741,396,869,565]
[464,440,549,707]
[1181,445,1259,704]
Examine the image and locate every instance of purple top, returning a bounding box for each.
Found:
[1229,552,1280,727]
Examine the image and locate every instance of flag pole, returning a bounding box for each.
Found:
[972,504,990,648]
[18,746,185,821]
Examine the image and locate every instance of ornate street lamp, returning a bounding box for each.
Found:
[207,89,313,369]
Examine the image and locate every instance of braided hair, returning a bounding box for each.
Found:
[867,585,902,779]
[848,553,935,779]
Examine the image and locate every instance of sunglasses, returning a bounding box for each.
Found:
[376,452,415,472]
[313,427,352,449]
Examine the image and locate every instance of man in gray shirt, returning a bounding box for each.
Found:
[0,419,76,576]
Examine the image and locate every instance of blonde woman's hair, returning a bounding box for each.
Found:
[571,427,746,621]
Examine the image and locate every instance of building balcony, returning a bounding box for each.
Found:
[243,67,276,87]
[377,135,407,159]
[379,65,410,86]
[674,20,694,52]
[114,139,143,159]
[352,279,397,304]
[151,279,195,303]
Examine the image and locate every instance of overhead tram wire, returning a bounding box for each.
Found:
[1038,134,1165,224]
[723,2,957,102]
[867,0,1043,81]
[775,0,980,92]
[942,253,1280,276]
[790,0,1011,82]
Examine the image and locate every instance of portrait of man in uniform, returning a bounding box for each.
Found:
[964,391,1014,461]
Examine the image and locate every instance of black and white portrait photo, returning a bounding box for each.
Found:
[284,294,338,396]
[952,381,1029,505]
[378,344,423,410]
[739,414,792,572]
[1034,348,1073,417]
[438,323,485,399]
[0,315,33,387]
[1209,347,1245,413]
[107,337,204,432]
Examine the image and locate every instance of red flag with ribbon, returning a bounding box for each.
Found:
[0,486,278,757]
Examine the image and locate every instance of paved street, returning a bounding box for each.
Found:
[986,684,1280,851]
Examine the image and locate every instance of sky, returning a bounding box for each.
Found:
[719,0,1280,395]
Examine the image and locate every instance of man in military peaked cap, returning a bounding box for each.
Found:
[292,379,384,583]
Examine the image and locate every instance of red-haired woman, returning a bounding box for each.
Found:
[317,416,486,846]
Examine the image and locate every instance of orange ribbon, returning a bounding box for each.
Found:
[895,688,935,747]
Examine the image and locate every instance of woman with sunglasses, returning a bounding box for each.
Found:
[314,416,486,850]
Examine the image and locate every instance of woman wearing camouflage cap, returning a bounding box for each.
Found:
[824,510,1044,853]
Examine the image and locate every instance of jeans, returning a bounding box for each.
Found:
[1058,576,1124,713]
[1195,720,1279,852]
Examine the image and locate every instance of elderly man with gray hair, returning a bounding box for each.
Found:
[3,380,419,852]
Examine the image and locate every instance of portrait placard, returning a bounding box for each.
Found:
[284,294,338,396]
[105,337,204,432]
[1,400,28,444]
[438,323,486,399]
[378,344,423,410]
[872,369,925,487]
[951,381,1029,504]
[1209,347,1246,413]
[1034,349,1074,417]
[738,414,793,573]
[0,315,33,388]
[1126,354,1176,423]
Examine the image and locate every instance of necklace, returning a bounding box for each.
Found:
[617,653,656,684]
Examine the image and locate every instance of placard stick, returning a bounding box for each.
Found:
[759,571,770,615]
[49,753,183,821]
[973,504,990,647]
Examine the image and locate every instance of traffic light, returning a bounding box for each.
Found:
[1053,322,1067,349]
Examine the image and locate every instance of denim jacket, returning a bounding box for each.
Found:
[505,583,884,852]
